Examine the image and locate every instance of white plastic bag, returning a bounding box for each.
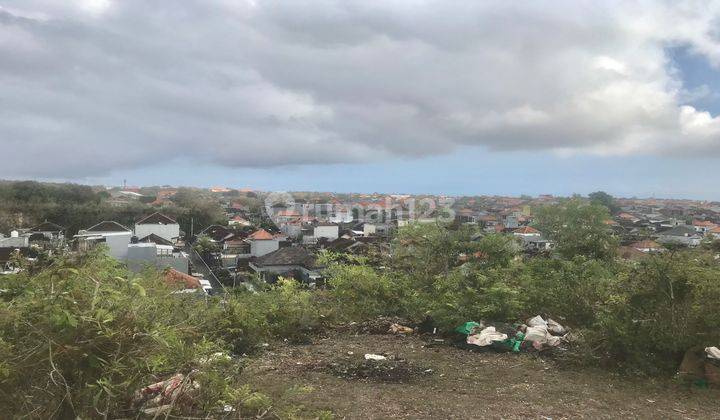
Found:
[467,326,508,347]
[527,315,548,328]
[547,318,566,335]
[524,325,549,343]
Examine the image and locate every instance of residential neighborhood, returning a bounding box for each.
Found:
[4,184,720,290]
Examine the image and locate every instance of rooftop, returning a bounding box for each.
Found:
[136,212,177,225]
[85,221,131,232]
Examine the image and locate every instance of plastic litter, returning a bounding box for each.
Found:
[455,321,482,335]
[527,315,548,328]
[706,347,720,360]
[133,371,200,414]
[389,323,414,334]
[365,353,387,361]
[547,318,566,335]
[467,326,508,347]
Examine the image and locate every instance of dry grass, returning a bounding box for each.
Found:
[243,332,720,419]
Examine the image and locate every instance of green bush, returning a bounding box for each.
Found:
[326,263,410,321]
[522,256,621,325]
[586,251,720,373]
[427,266,526,330]
[0,251,267,418]
[259,279,322,343]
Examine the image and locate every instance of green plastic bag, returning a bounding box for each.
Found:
[455,321,481,335]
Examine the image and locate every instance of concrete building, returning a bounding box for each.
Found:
[0,231,29,248]
[313,223,339,241]
[75,221,132,260]
[246,229,282,257]
[126,242,189,274]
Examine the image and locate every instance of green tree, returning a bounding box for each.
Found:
[193,235,220,256]
[390,223,478,287]
[534,198,618,260]
[474,233,518,268]
[588,191,620,214]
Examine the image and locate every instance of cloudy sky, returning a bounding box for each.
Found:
[1,1,720,198]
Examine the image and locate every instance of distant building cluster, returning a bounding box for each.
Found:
[3,185,720,291]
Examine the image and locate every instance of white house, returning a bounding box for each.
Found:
[363,223,392,236]
[134,212,180,242]
[313,223,339,241]
[75,221,132,260]
[245,229,282,257]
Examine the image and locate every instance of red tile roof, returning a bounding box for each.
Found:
[247,229,274,240]
[163,269,200,289]
[513,226,540,234]
[618,213,639,220]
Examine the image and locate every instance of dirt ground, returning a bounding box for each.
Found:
[242,331,720,419]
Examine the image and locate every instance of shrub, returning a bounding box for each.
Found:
[428,266,526,330]
[0,252,262,418]
[522,256,621,325]
[260,278,322,343]
[582,251,720,373]
[326,263,410,321]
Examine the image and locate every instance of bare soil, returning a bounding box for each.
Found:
[243,332,720,419]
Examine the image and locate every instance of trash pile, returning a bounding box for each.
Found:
[455,315,569,353]
[326,353,432,383]
[679,346,720,388]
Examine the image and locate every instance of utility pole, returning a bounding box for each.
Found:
[190,217,194,240]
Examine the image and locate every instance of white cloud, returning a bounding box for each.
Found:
[0,0,719,178]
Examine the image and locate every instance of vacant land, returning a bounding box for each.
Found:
[243,331,720,419]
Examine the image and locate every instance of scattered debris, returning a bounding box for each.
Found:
[389,323,414,334]
[343,316,414,334]
[133,371,200,414]
[328,354,431,383]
